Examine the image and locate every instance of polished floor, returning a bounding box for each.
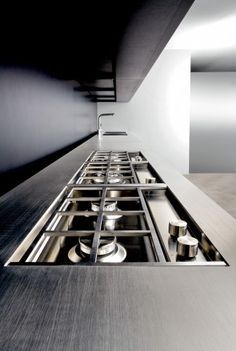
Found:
[186,174,236,219]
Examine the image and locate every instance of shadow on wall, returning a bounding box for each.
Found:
[0,68,97,196]
[0,134,96,196]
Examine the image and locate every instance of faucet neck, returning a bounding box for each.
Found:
[97,113,115,135]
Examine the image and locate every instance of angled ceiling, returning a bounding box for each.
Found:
[0,0,194,102]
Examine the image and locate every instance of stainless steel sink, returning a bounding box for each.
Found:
[102,131,127,136]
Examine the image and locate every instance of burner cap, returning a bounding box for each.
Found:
[91,201,122,220]
[108,172,124,184]
[79,237,117,256]
[68,237,127,264]
[93,171,105,184]
[91,201,117,212]
[68,245,83,263]
[132,155,143,162]
[93,156,108,161]
[98,243,127,263]
[112,158,122,162]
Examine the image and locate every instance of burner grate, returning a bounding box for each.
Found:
[5,150,227,267]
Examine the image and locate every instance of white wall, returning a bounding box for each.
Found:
[98,50,191,174]
[190,72,236,172]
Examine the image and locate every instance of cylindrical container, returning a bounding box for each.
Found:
[168,220,187,238]
[177,236,199,258]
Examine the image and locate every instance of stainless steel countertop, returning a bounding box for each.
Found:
[1,134,236,351]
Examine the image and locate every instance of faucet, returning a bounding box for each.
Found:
[98,113,115,136]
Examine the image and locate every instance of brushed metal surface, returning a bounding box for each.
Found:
[169,219,187,238]
[1,135,236,350]
[177,236,199,258]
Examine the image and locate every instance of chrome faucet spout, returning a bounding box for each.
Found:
[98,113,115,136]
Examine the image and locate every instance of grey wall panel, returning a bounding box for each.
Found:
[0,68,97,174]
[190,72,236,172]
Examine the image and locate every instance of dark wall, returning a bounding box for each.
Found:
[0,68,97,193]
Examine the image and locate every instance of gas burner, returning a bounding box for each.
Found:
[80,237,117,256]
[92,156,108,161]
[108,172,124,184]
[91,170,129,184]
[68,237,127,263]
[92,171,105,184]
[98,243,127,263]
[108,172,129,184]
[131,155,143,162]
[91,200,123,231]
[8,150,226,267]
[91,201,123,220]
[68,245,83,263]
[111,157,122,162]
[110,165,122,171]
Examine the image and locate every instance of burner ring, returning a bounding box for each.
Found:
[108,172,124,184]
[98,243,127,263]
[92,171,105,184]
[79,237,117,256]
[68,245,83,263]
[91,201,117,212]
[91,201,123,220]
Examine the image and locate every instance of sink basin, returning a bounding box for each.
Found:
[102,131,127,136]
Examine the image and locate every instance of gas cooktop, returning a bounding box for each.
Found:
[6,151,227,266]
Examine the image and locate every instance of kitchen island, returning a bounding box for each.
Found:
[0,134,236,351]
